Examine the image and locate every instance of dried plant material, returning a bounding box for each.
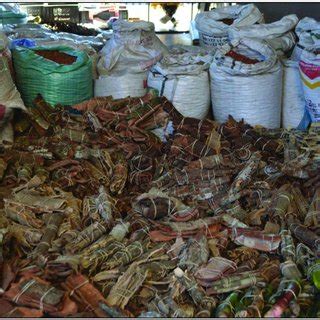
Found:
[0,94,319,317]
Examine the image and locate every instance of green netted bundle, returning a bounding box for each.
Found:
[12,46,93,107]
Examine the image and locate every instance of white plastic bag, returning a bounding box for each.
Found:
[195,4,263,49]
[94,72,147,99]
[147,46,212,119]
[282,59,305,128]
[228,15,298,56]
[210,39,282,128]
[299,46,320,122]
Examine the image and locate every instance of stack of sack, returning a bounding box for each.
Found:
[210,38,282,129]
[147,45,213,119]
[96,20,168,99]
[13,45,93,107]
[0,32,26,145]
[195,4,263,50]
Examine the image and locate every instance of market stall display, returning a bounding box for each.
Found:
[0,4,320,318]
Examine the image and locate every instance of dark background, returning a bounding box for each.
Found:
[250,3,320,22]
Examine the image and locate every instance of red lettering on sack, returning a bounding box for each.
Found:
[299,61,320,80]
[0,104,6,120]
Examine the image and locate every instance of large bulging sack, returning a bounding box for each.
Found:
[292,17,320,61]
[96,20,168,99]
[13,46,93,107]
[95,46,156,99]
[195,4,263,49]
[147,45,213,119]
[22,39,99,79]
[282,59,305,129]
[210,39,282,128]
[100,20,168,75]
[299,46,320,123]
[228,14,299,56]
[0,32,26,129]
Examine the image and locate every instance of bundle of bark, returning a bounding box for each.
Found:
[0,94,319,317]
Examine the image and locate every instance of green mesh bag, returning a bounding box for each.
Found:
[12,46,93,107]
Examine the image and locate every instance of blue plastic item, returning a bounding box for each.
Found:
[11,38,36,49]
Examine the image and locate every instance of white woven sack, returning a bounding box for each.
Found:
[228,15,298,56]
[266,32,296,56]
[147,46,212,119]
[195,4,263,49]
[94,72,147,99]
[108,20,168,53]
[98,44,162,76]
[0,44,26,129]
[210,38,282,128]
[282,59,305,129]
[148,71,210,119]
[100,20,168,75]
[292,17,320,61]
[299,46,320,122]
